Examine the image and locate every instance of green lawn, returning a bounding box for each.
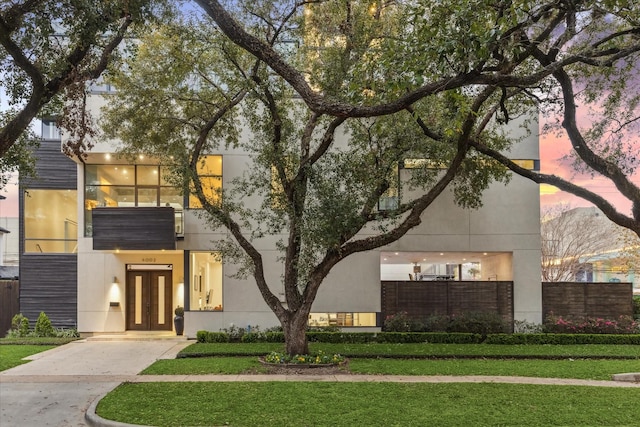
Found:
[142,355,640,380]
[97,382,640,427]
[180,342,640,358]
[0,345,56,371]
[348,357,640,380]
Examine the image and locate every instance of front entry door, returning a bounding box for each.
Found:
[126,270,172,331]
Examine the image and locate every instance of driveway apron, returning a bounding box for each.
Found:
[0,339,188,427]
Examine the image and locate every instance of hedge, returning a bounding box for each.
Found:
[196,330,640,345]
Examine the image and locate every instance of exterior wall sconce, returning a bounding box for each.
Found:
[109,277,121,307]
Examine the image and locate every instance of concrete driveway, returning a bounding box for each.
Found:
[0,337,189,427]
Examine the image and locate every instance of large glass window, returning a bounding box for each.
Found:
[189,156,223,208]
[190,251,223,311]
[308,312,377,327]
[24,189,77,253]
[84,164,184,236]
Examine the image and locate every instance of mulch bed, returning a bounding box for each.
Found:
[256,358,352,375]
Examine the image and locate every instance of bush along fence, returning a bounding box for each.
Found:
[196,331,640,346]
[195,311,640,346]
[5,312,79,339]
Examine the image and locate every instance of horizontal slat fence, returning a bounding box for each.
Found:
[542,282,633,319]
[381,280,514,324]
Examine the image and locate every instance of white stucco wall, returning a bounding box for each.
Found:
[76,94,542,336]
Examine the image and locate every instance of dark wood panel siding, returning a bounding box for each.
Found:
[542,282,633,319]
[19,254,77,328]
[0,280,20,335]
[22,139,77,189]
[381,281,514,324]
[18,139,78,329]
[92,207,176,250]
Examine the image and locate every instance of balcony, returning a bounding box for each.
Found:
[92,207,177,250]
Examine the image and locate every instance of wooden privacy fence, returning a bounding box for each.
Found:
[381,280,514,323]
[0,280,19,335]
[542,282,633,319]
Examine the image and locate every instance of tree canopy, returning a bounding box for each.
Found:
[0,0,170,185]
[197,0,640,237]
[102,2,519,354]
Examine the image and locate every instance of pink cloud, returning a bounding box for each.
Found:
[539,116,636,215]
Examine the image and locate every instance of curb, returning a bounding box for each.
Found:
[85,394,153,427]
[84,373,640,427]
[611,372,640,383]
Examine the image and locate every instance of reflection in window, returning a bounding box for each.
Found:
[84,164,184,236]
[41,119,60,140]
[24,189,78,253]
[378,163,399,211]
[189,156,223,208]
[190,252,223,311]
[308,312,377,327]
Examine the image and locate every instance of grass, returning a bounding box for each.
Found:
[0,345,56,371]
[0,337,78,345]
[180,342,640,359]
[141,355,640,380]
[141,357,268,375]
[97,382,640,427]
[348,358,640,380]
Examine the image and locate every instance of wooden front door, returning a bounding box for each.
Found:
[126,270,173,331]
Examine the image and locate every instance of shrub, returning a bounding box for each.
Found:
[55,327,79,338]
[196,331,230,343]
[422,314,450,332]
[484,333,640,345]
[447,311,511,335]
[512,319,544,334]
[383,312,423,332]
[219,324,263,342]
[9,313,30,337]
[385,311,510,334]
[241,332,266,343]
[264,350,345,365]
[375,332,481,344]
[543,313,640,334]
[633,296,640,321]
[264,331,285,342]
[34,312,55,337]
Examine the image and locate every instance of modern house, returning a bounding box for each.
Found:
[19,82,542,337]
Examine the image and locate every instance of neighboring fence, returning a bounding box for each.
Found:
[381,280,514,324]
[0,280,19,335]
[542,282,633,319]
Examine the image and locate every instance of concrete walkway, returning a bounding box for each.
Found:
[1,337,638,427]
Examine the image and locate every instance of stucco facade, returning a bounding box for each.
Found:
[20,93,541,337]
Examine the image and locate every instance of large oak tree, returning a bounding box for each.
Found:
[103,2,517,355]
[197,0,640,237]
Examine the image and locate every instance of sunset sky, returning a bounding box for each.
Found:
[538,115,638,216]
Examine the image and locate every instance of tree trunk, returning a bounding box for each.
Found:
[283,311,309,356]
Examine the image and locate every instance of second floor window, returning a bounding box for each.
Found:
[189,156,223,209]
[84,164,183,236]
